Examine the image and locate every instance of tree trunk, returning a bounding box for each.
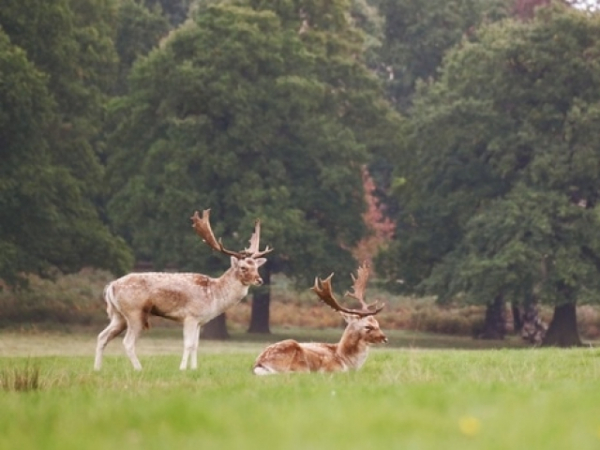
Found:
[542,303,582,347]
[200,313,230,340]
[521,302,547,345]
[511,301,523,333]
[248,265,271,334]
[478,294,506,340]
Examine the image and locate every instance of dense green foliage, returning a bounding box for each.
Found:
[113,0,171,95]
[378,0,513,109]
[106,0,401,284]
[379,5,600,315]
[2,337,600,449]
[145,0,193,25]
[2,0,600,347]
[0,0,133,286]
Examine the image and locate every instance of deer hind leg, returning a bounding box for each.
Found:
[289,346,312,373]
[253,340,310,375]
[180,318,200,370]
[122,314,144,371]
[94,308,126,371]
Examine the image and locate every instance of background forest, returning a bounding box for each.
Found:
[2,0,600,346]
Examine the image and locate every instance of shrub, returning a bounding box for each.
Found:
[0,364,40,392]
[0,269,112,327]
[2,269,600,341]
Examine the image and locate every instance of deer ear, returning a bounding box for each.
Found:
[255,258,267,268]
[230,256,239,268]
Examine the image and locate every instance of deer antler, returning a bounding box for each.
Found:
[243,219,273,258]
[345,263,382,311]
[312,264,383,317]
[191,209,272,259]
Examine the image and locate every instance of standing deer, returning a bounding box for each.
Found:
[252,263,387,375]
[94,209,271,371]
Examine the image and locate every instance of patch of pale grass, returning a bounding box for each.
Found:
[0,329,265,359]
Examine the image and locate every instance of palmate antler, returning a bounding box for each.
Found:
[312,263,384,317]
[191,209,272,259]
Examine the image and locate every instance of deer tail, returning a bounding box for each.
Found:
[103,282,118,317]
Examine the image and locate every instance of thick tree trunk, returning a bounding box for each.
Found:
[542,303,582,347]
[248,265,271,334]
[478,294,506,340]
[200,313,230,340]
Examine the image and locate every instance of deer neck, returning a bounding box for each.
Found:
[209,268,250,309]
[336,327,369,370]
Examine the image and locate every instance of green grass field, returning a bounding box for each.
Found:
[1,328,600,450]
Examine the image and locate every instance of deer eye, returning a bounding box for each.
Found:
[240,267,248,273]
[365,325,374,331]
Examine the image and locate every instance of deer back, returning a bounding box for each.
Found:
[108,270,252,324]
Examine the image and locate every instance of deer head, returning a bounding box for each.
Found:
[312,262,387,344]
[191,209,272,285]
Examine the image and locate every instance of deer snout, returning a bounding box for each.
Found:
[254,276,263,286]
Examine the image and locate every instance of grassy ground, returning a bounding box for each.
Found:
[1,328,600,450]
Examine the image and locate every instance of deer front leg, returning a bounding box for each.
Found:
[190,324,201,369]
[180,318,200,370]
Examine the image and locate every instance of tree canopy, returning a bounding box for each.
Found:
[378,4,600,343]
[112,0,171,95]
[0,0,133,286]
[106,0,401,286]
[378,0,513,109]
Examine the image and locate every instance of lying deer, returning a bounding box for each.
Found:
[253,263,387,375]
[94,209,271,371]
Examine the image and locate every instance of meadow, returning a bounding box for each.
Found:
[2,328,600,450]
